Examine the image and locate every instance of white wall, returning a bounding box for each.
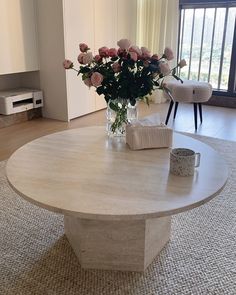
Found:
[20,71,40,89]
[0,72,40,91]
[0,74,21,90]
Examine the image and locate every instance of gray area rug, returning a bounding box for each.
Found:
[0,134,236,295]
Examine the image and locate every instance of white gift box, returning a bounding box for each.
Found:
[126,123,173,150]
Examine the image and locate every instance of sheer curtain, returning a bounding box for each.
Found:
[136,0,179,63]
[136,0,179,103]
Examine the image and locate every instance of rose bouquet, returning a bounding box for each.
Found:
[63,39,186,135]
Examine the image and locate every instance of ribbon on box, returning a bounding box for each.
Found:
[126,116,173,150]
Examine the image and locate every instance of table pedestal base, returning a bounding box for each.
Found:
[64,215,171,272]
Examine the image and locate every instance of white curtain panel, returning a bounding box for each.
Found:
[136,0,179,64]
[136,0,179,103]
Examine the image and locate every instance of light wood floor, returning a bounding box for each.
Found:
[0,102,236,161]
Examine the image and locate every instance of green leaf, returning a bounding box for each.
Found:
[109,101,119,112]
[96,86,104,95]
[130,99,136,106]
[79,67,91,74]
[111,56,119,62]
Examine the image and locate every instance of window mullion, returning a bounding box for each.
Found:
[208,8,217,83]
[218,7,229,89]
[179,9,185,61]
[178,9,185,76]
[198,8,206,80]
[188,9,196,79]
[228,16,236,93]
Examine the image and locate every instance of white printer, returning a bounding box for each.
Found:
[0,88,43,115]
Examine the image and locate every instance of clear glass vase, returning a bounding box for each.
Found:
[106,99,138,136]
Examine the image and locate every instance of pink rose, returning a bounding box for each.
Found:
[159,62,170,75]
[83,52,93,64]
[117,48,127,58]
[112,62,121,73]
[63,59,73,69]
[94,54,102,63]
[108,48,117,57]
[178,59,187,68]
[99,46,109,57]
[129,45,142,57]
[91,72,103,87]
[141,47,151,59]
[163,47,174,61]
[151,54,159,61]
[129,51,138,62]
[79,43,89,53]
[117,39,131,50]
[78,53,86,64]
[84,78,92,88]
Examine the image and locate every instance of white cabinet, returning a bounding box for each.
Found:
[0,0,39,75]
[93,0,117,112]
[63,0,137,120]
[94,0,117,50]
[37,0,137,121]
[64,0,119,119]
[63,0,96,119]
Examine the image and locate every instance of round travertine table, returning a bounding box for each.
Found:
[6,126,228,272]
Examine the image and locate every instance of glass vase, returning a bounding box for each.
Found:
[106,99,138,136]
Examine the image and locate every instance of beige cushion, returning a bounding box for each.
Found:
[166,80,212,103]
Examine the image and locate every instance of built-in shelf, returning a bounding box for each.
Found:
[0,108,42,129]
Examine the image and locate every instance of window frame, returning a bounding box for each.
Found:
[179,0,236,100]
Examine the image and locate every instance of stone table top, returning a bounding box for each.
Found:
[6,126,228,220]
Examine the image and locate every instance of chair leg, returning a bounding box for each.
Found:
[193,103,198,130]
[165,100,174,125]
[173,102,179,119]
[198,103,203,124]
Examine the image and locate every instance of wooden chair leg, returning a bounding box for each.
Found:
[198,103,203,123]
[165,100,174,125]
[193,103,198,130]
[173,102,179,119]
